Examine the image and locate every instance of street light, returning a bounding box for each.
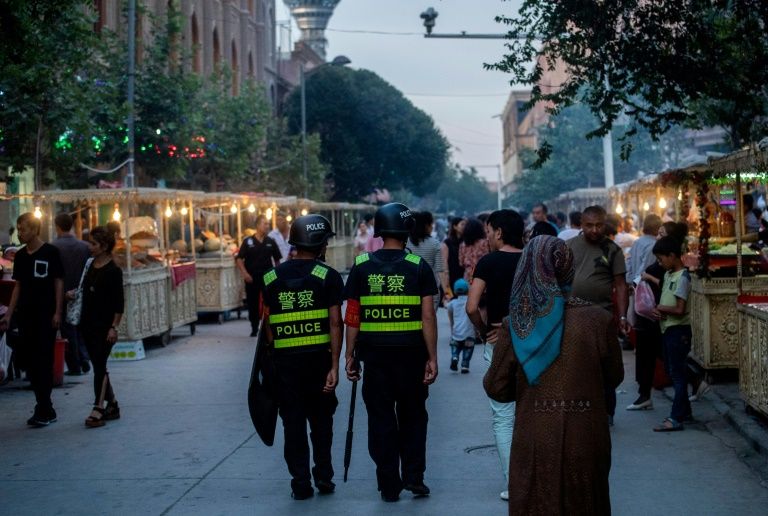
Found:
[301,55,352,199]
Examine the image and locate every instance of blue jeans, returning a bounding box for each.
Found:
[450,338,475,368]
[484,344,514,481]
[662,325,692,423]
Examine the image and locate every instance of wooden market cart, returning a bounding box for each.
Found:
[32,188,202,354]
[193,192,299,320]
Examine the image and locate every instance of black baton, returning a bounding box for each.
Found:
[343,355,360,482]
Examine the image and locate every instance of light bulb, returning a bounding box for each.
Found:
[180,206,188,216]
[301,208,308,216]
[677,192,683,201]
[33,206,42,219]
[658,198,667,209]
[112,205,121,221]
[643,201,650,211]
[247,203,256,213]
[230,204,238,214]
[615,203,623,214]
[165,205,173,218]
[286,215,293,222]
[265,208,273,220]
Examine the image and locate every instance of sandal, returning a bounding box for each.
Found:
[104,401,120,421]
[85,407,106,428]
[653,418,683,432]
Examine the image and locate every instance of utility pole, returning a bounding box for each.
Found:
[300,63,307,199]
[126,0,136,188]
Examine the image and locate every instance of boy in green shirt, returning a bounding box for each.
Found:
[650,236,692,432]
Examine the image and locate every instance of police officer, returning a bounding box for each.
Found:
[236,215,282,336]
[261,214,343,500]
[344,202,439,502]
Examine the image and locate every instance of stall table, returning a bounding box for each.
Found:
[195,255,244,319]
[169,262,197,333]
[738,301,768,418]
[691,276,768,370]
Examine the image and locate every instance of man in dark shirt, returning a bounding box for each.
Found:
[567,205,629,425]
[466,209,524,501]
[52,213,91,375]
[261,214,343,499]
[0,213,64,427]
[344,202,438,502]
[236,215,282,336]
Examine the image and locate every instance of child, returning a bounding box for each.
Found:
[650,236,692,432]
[447,279,476,373]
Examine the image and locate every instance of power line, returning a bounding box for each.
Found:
[450,138,500,147]
[326,28,422,36]
[406,92,509,98]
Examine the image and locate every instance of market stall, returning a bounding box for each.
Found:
[309,201,373,272]
[667,150,768,371]
[193,192,298,319]
[32,188,202,354]
[547,187,610,216]
[738,297,768,418]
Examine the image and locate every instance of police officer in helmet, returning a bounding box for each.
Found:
[261,214,344,500]
[344,202,439,502]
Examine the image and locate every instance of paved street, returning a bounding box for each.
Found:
[2,310,768,515]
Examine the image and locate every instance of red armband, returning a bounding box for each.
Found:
[345,299,361,328]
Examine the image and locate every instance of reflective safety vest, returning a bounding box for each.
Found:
[354,251,424,347]
[263,262,331,352]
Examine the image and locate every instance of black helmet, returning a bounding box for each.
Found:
[374,202,414,238]
[289,214,335,248]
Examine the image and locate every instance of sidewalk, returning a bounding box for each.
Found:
[1,311,767,515]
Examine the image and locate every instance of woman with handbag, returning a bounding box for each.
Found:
[71,226,124,428]
[483,236,624,515]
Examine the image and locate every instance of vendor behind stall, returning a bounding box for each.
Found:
[236,215,282,337]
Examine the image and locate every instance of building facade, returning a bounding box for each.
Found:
[95,0,279,104]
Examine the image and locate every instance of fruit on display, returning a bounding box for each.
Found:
[171,239,188,253]
[204,237,221,252]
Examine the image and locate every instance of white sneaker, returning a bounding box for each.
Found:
[500,490,509,501]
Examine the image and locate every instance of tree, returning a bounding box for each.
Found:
[507,103,690,209]
[435,165,496,215]
[187,74,270,190]
[284,67,449,201]
[488,0,768,159]
[248,118,328,200]
[0,0,118,187]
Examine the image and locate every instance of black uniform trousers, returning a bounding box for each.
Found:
[18,316,57,415]
[273,349,338,491]
[245,276,266,334]
[361,346,429,495]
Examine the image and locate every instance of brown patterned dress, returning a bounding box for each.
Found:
[484,305,624,516]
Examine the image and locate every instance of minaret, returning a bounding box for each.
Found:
[284,0,341,60]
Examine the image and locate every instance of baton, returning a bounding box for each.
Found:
[343,355,360,482]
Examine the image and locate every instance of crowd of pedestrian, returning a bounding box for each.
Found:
[5,195,715,515]
[0,213,123,428]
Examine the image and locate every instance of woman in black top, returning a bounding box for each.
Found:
[441,217,465,293]
[75,226,124,428]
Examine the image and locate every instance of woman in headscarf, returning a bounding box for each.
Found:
[484,235,624,516]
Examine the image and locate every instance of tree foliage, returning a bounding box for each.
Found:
[435,165,496,215]
[0,0,119,187]
[285,67,449,201]
[507,103,690,210]
[248,118,327,200]
[488,0,768,159]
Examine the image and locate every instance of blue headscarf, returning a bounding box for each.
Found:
[508,235,575,385]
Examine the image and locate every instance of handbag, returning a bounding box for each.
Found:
[65,257,93,326]
[633,280,656,321]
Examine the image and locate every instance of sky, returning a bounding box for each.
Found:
[278,0,524,182]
